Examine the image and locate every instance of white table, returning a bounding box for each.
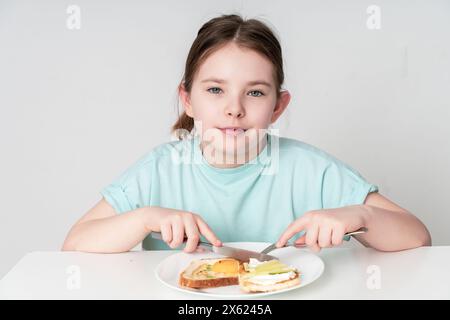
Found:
[1,246,449,299]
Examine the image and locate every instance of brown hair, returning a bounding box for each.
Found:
[172,14,285,139]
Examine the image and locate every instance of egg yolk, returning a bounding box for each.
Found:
[211,259,239,274]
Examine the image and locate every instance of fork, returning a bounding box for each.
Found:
[260,227,368,254]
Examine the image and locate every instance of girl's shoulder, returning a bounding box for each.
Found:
[276,135,370,184]
[147,137,189,159]
[121,139,188,174]
[277,135,340,164]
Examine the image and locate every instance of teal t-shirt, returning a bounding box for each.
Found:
[100,134,378,250]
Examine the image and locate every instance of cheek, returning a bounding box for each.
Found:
[194,108,218,128]
[189,95,216,122]
[246,101,275,127]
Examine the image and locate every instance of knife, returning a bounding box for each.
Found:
[150,232,277,262]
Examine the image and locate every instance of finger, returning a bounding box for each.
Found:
[310,243,321,253]
[183,215,200,253]
[294,234,306,245]
[195,247,207,253]
[318,226,332,248]
[331,227,345,246]
[276,217,309,247]
[195,216,222,246]
[306,224,321,253]
[170,217,185,249]
[160,222,172,244]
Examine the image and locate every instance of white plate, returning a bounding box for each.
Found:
[155,242,324,298]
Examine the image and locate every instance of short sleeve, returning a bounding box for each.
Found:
[100,156,154,214]
[321,160,379,210]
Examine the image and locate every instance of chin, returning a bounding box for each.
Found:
[200,128,267,158]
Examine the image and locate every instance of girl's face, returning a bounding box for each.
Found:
[180,42,291,167]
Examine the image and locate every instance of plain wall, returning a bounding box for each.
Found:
[1,0,449,278]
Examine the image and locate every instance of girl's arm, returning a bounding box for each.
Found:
[62,199,153,253]
[276,192,431,252]
[62,198,221,253]
[354,192,432,251]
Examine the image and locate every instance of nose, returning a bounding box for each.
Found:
[224,99,245,119]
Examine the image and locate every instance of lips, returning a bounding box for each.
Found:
[217,127,247,137]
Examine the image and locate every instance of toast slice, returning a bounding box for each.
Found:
[179,258,242,289]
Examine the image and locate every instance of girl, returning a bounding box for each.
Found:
[62,14,431,254]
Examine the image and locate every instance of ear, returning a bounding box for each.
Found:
[270,90,291,124]
[178,82,194,117]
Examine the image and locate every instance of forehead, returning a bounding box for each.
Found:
[195,42,274,85]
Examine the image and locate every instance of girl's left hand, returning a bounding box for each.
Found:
[276,205,367,253]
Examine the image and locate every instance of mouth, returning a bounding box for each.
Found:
[217,127,248,137]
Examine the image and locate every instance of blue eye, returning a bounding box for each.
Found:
[248,90,264,97]
[207,87,222,94]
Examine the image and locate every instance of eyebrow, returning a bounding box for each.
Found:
[200,78,272,88]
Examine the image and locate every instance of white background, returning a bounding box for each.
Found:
[0,0,449,278]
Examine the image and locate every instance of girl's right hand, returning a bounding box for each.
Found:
[147,207,222,253]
